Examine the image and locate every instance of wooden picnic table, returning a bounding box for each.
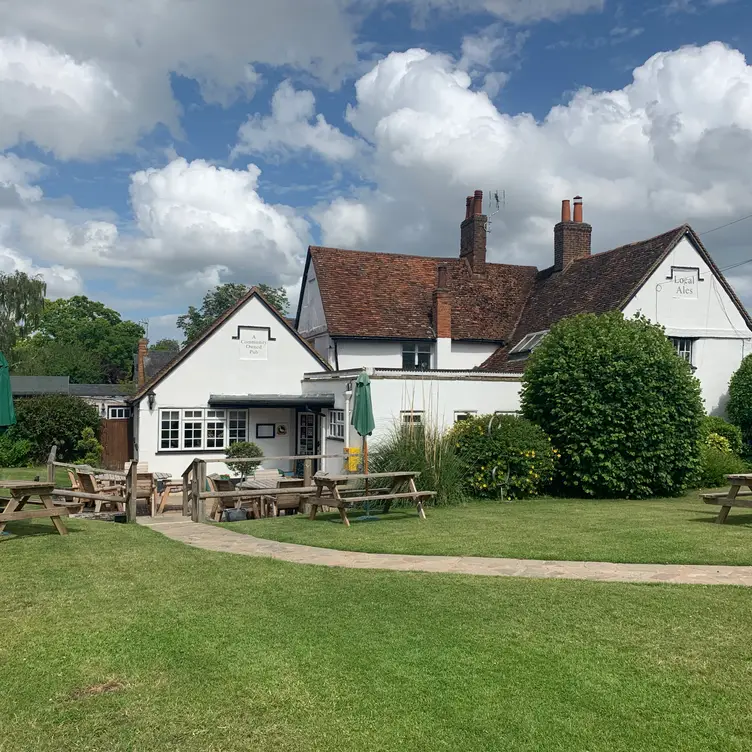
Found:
[0,481,70,536]
[702,474,752,524]
[310,471,435,527]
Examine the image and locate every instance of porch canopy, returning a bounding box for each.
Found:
[208,393,335,409]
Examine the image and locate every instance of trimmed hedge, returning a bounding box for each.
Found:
[450,414,555,499]
[521,312,704,498]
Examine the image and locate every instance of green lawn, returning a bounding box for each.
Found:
[0,465,71,494]
[1,517,752,751]
[224,494,752,566]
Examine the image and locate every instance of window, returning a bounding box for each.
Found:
[160,410,180,450]
[401,411,423,425]
[228,410,247,444]
[183,410,203,449]
[670,337,694,365]
[402,342,432,370]
[509,330,549,356]
[206,410,226,449]
[328,409,345,439]
[454,411,477,423]
[158,408,249,451]
[108,406,130,419]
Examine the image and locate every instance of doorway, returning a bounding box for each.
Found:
[296,410,320,475]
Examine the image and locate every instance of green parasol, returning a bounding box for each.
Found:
[0,352,16,430]
[351,371,375,470]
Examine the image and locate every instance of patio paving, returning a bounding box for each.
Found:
[137,513,752,586]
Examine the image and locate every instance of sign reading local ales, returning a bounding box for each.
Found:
[671,267,699,300]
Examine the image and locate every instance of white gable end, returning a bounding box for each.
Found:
[623,234,752,414]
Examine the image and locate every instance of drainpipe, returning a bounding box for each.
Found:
[344,380,353,448]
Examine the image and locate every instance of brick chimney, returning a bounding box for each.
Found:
[554,196,592,272]
[137,338,148,387]
[460,190,487,275]
[433,264,451,339]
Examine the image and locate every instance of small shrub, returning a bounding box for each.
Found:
[75,426,103,467]
[370,422,466,505]
[225,441,263,477]
[521,312,704,498]
[450,414,555,499]
[698,445,747,488]
[12,394,101,462]
[705,432,731,454]
[700,415,743,456]
[0,433,32,467]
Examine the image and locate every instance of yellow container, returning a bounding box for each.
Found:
[345,447,361,473]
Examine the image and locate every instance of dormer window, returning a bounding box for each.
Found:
[402,342,432,370]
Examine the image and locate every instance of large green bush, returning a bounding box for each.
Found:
[449,414,555,499]
[700,415,743,456]
[727,354,752,446]
[521,312,704,499]
[697,445,747,487]
[370,422,466,505]
[11,394,101,462]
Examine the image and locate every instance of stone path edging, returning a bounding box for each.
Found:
[136,515,752,586]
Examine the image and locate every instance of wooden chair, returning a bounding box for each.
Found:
[208,477,260,522]
[136,472,157,517]
[76,469,124,513]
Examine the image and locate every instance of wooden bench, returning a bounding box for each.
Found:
[311,471,434,527]
[701,474,752,523]
[208,477,262,521]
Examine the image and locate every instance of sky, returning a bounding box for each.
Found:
[2,0,752,342]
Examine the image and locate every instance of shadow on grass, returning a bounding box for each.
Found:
[690,511,752,526]
[0,520,81,539]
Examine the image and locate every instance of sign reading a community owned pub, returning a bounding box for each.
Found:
[239,328,269,360]
[672,267,699,300]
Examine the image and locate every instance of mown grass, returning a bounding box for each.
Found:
[225,493,752,565]
[1,517,752,751]
[0,465,71,495]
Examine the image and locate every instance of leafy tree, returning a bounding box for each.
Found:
[521,312,704,499]
[177,283,289,343]
[12,338,103,384]
[727,354,752,446]
[75,426,103,466]
[17,296,144,383]
[11,394,100,462]
[150,339,180,352]
[0,271,46,356]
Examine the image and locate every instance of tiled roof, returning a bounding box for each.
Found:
[307,246,538,342]
[70,384,132,398]
[480,225,707,372]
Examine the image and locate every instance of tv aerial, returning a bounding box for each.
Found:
[486,189,505,233]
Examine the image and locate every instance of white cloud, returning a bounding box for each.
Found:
[0,0,360,159]
[318,42,752,306]
[233,81,361,162]
[0,245,82,298]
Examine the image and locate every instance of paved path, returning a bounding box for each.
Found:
[137,514,752,586]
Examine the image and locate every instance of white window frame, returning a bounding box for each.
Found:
[328,409,345,439]
[401,342,432,370]
[670,337,694,365]
[454,411,477,423]
[158,408,249,451]
[509,330,549,356]
[401,411,424,425]
[108,406,131,419]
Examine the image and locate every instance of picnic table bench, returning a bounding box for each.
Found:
[310,471,435,527]
[0,481,71,536]
[702,474,752,524]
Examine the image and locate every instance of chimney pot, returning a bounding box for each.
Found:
[465,196,473,220]
[473,190,483,216]
[561,199,571,223]
[437,264,448,290]
[573,196,583,223]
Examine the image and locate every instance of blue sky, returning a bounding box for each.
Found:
[1,0,752,341]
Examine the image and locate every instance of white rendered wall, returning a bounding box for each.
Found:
[623,236,752,413]
[135,295,327,477]
[336,340,414,370]
[441,341,498,369]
